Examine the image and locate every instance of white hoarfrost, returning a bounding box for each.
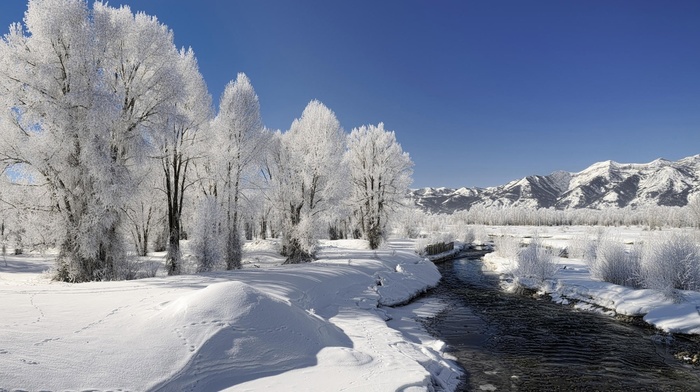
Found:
[269,100,348,262]
[0,239,458,391]
[0,0,196,281]
[346,123,413,249]
[483,226,700,335]
[207,73,267,270]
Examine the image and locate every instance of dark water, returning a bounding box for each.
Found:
[425,258,700,391]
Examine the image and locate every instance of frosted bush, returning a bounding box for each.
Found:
[414,232,456,255]
[395,222,420,239]
[514,239,558,282]
[569,235,594,261]
[283,217,318,263]
[442,231,456,244]
[471,225,489,245]
[493,234,521,259]
[426,218,442,233]
[461,228,475,245]
[191,197,225,272]
[115,256,140,281]
[589,239,641,288]
[569,229,605,262]
[294,217,318,256]
[392,208,424,239]
[414,237,428,254]
[641,233,700,297]
[414,231,456,255]
[117,257,160,280]
[139,260,161,278]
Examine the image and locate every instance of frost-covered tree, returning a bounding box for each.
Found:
[0,0,183,281]
[155,48,212,275]
[687,195,700,229]
[211,73,265,270]
[256,132,284,240]
[271,101,347,262]
[122,161,162,257]
[346,123,413,249]
[191,195,224,272]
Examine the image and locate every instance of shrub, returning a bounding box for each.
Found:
[461,227,475,245]
[115,256,140,280]
[471,225,489,245]
[569,229,605,262]
[140,260,161,278]
[514,239,558,282]
[641,233,700,296]
[191,197,224,272]
[493,234,521,259]
[414,231,455,255]
[589,239,641,288]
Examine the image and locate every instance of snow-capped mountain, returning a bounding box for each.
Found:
[410,155,700,214]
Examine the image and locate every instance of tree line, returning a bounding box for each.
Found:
[0,0,413,282]
[404,204,700,232]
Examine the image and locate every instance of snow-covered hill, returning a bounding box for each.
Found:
[411,155,700,213]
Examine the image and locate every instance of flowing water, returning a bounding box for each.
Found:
[424,257,700,391]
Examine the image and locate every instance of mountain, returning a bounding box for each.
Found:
[410,155,700,214]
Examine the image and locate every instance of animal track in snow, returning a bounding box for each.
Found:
[171,320,229,355]
[29,293,45,324]
[73,306,127,334]
[33,337,61,346]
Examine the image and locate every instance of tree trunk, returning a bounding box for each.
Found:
[166,223,181,275]
[260,217,267,240]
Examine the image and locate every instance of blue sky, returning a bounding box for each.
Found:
[2,1,699,188]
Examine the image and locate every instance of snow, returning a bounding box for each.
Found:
[482,225,700,335]
[0,239,458,391]
[454,187,477,197]
[548,170,572,194]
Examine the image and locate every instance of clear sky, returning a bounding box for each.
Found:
[2,1,699,189]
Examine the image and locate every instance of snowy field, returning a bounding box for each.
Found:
[480,225,700,335]
[5,226,700,391]
[0,239,461,391]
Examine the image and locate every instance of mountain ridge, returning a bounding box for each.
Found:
[410,155,700,214]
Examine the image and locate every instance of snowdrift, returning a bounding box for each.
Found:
[0,239,456,391]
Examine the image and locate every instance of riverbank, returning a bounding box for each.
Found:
[428,258,700,390]
[0,239,461,391]
[426,243,492,263]
[480,227,700,337]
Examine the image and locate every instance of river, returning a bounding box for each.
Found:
[423,257,700,391]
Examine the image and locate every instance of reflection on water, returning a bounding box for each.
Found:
[425,258,700,391]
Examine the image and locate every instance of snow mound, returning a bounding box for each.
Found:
[375,259,441,306]
[243,238,282,253]
[2,240,454,391]
[320,239,371,250]
[161,280,266,321]
[151,281,351,391]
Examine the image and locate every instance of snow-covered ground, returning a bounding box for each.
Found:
[0,239,461,391]
[481,225,700,335]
